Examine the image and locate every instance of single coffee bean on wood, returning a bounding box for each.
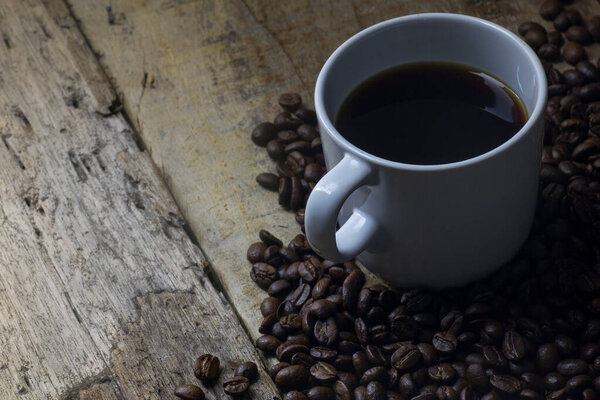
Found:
[223,375,250,396]
[174,384,205,400]
[193,354,220,382]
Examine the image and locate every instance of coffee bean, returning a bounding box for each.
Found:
[306,386,334,400]
[365,345,387,366]
[284,391,308,400]
[579,83,600,102]
[548,30,564,46]
[251,263,277,290]
[466,363,489,392]
[267,140,285,160]
[391,343,421,370]
[314,316,337,346]
[546,388,568,400]
[174,384,205,400]
[360,366,387,385]
[554,11,572,32]
[459,387,475,400]
[309,299,336,319]
[502,330,527,361]
[332,380,352,400]
[489,374,522,394]
[525,29,548,50]
[256,173,280,191]
[366,381,386,400]
[256,334,281,353]
[538,43,561,61]
[223,375,250,396]
[275,111,302,131]
[566,25,592,45]
[299,258,321,284]
[269,279,292,297]
[521,372,545,391]
[562,42,586,65]
[411,393,436,400]
[519,21,546,36]
[588,16,600,42]
[583,388,597,400]
[563,69,587,86]
[341,270,365,312]
[428,363,457,384]
[556,359,588,376]
[294,108,317,125]
[576,61,600,81]
[432,332,457,354]
[309,361,337,384]
[279,93,302,112]
[193,354,220,382]
[275,364,309,389]
[540,0,563,20]
[252,122,276,146]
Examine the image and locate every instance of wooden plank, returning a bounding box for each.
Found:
[65,0,600,343]
[0,0,279,398]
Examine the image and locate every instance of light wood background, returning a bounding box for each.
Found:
[0,0,597,398]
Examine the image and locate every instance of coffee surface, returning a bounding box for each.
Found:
[335,62,528,165]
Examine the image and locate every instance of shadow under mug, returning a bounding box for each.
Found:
[304,13,547,289]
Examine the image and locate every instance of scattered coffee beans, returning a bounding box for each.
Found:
[244,3,600,400]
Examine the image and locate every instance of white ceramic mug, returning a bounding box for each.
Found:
[304,13,547,289]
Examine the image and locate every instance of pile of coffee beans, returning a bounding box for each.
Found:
[248,3,600,400]
[174,354,259,399]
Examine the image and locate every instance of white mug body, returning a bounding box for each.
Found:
[305,14,547,289]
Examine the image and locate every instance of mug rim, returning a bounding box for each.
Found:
[314,13,548,171]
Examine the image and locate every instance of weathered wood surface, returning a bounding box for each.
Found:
[0,0,279,398]
[66,0,600,344]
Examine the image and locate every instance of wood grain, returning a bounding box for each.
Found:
[0,0,279,398]
[65,0,600,343]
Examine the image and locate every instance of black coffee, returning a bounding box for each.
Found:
[335,62,528,165]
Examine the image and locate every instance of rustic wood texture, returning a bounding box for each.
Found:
[65,0,600,343]
[0,0,279,398]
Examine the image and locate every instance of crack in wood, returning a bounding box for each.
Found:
[1,134,26,170]
[3,33,12,49]
[58,368,114,400]
[68,150,88,182]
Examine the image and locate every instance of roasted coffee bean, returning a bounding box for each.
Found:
[521,372,545,391]
[270,362,290,379]
[297,124,318,141]
[365,345,387,366]
[278,129,300,144]
[291,351,313,368]
[310,299,337,319]
[310,361,337,383]
[267,139,285,160]
[519,21,546,36]
[545,372,566,390]
[275,365,309,389]
[503,330,527,361]
[386,391,405,400]
[583,388,596,400]
[251,263,277,290]
[259,313,277,334]
[256,334,281,353]
[548,30,564,46]
[576,61,600,81]
[554,11,572,32]
[279,93,302,112]
[525,29,547,50]
[259,229,283,247]
[411,393,436,400]
[360,366,387,385]
[306,386,334,400]
[299,258,321,284]
[366,381,386,400]
[193,354,220,382]
[277,342,310,362]
[588,15,600,41]
[304,163,324,182]
[391,343,421,370]
[536,343,560,372]
[314,316,337,346]
[538,43,561,61]
[234,361,258,381]
[294,108,317,125]
[432,332,457,354]
[333,380,353,400]
[519,388,540,399]
[428,363,457,383]
[311,277,331,300]
[417,343,438,366]
[256,173,280,191]
[466,363,489,392]
[223,375,250,396]
[252,122,276,146]
[540,0,563,20]
[562,42,586,65]
[342,270,365,312]
[275,111,302,131]
[436,386,457,400]
[566,25,592,44]
[556,359,588,376]
[489,374,522,394]
[354,386,368,400]
[279,177,292,207]
[555,335,577,356]
[563,69,587,86]
[174,384,205,400]
[284,391,308,400]
[546,388,568,400]
[290,176,304,211]
[459,387,475,400]
[269,279,292,297]
[566,374,591,392]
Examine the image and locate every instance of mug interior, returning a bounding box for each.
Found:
[317,13,547,168]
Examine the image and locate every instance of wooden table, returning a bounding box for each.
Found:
[0,0,597,398]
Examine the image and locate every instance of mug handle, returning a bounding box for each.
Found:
[305,154,379,262]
